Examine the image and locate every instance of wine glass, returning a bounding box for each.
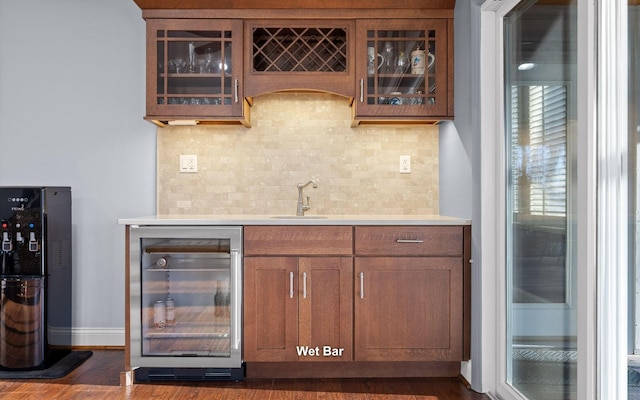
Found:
[382,41,394,74]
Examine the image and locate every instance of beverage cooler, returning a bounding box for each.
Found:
[128,225,244,381]
[0,187,72,370]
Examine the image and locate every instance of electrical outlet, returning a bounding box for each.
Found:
[179,155,198,173]
[400,155,411,174]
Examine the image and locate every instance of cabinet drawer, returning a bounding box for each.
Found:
[244,226,353,255]
[354,226,463,256]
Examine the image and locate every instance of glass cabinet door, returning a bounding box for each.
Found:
[354,20,449,119]
[146,19,243,118]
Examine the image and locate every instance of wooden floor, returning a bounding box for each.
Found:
[0,350,490,399]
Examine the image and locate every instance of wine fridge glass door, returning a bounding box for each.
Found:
[129,226,242,369]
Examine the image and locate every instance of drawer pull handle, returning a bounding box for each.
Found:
[396,239,424,243]
[303,272,307,299]
[359,272,364,299]
[234,79,239,103]
[289,272,294,299]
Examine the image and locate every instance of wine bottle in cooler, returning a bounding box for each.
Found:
[214,280,224,317]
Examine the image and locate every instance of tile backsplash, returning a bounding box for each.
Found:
[157,92,439,216]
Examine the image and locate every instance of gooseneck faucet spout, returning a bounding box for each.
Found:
[296,180,317,216]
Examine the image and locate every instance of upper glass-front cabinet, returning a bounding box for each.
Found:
[353,19,452,123]
[146,19,246,125]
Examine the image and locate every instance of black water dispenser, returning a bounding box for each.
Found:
[0,187,71,370]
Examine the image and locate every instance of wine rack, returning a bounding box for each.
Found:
[251,27,347,73]
[244,20,355,97]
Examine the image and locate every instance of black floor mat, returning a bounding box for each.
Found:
[0,351,92,379]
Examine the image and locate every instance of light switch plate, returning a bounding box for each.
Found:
[180,155,198,173]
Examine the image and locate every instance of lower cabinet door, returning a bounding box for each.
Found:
[298,257,353,362]
[354,257,464,362]
[243,256,353,362]
[243,257,298,361]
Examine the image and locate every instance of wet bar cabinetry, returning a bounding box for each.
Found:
[243,224,471,379]
[352,19,453,125]
[244,20,355,98]
[243,226,353,363]
[145,19,249,127]
[133,1,454,126]
[354,226,470,362]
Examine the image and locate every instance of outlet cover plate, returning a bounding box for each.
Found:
[400,155,411,173]
[180,155,198,173]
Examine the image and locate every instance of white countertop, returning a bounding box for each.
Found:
[118,214,471,226]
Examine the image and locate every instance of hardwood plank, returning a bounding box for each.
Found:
[0,350,490,399]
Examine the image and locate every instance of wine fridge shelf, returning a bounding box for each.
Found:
[144,268,229,272]
[144,243,231,254]
[143,307,231,355]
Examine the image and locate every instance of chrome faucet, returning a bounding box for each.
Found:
[296,180,317,216]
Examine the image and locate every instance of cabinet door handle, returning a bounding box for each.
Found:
[396,239,424,243]
[359,272,364,299]
[303,272,307,299]
[360,78,364,103]
[231,250,241,350]
[289,271,294,298]
[234,79,239,103]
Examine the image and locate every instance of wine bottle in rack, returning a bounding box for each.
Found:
[224,279,231,317]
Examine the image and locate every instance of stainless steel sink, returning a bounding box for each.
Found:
[269,215,328,219]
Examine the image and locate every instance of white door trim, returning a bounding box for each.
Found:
[595,0,629,399]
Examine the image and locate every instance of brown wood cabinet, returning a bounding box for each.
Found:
[352,19,454,126]
[244,20,355,98]
[133,0,456,10]
[354,226,471,362]
[243,226,353,362]
[354,257,463,361]
[244,224,471,371]
[144,19,250,127]
[134,1,455,127]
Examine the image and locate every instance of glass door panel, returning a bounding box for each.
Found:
[366,30,429,107]
[355,19,448,118]
[146,19,243,118]
[140,238,232,358]
[504,1,577,399]
[157,30,233,107]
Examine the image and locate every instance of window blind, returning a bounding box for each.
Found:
[511,84,568,217]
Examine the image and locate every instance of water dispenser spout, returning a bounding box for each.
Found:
[2,231,12,252]
[28,232,39,252]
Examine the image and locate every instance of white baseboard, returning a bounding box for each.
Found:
[460,360,472,383]
[70,327,125,347]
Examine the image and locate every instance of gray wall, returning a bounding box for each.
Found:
[0,0,476,351]
[442,0,483,390]
[0,0,156,345]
